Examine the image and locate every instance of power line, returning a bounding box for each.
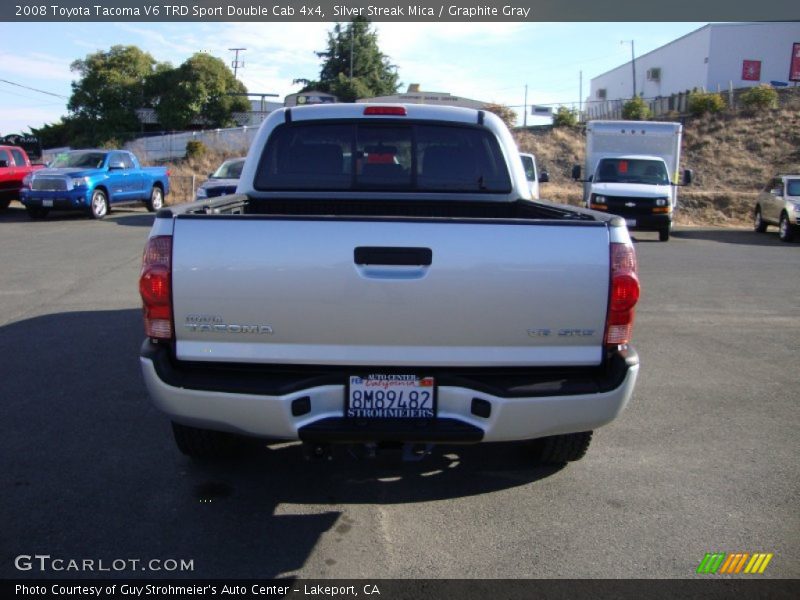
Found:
[0,78,69,99]
[0,91,65,108]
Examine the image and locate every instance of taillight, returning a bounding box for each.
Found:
[363,106,407,116]
[140,236,173,340]
[605,242,640,347]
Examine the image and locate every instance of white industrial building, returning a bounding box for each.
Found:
[587,22,800,118]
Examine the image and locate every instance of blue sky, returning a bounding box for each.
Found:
[0,21,707,135]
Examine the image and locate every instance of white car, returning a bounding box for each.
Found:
[754,174,800,242]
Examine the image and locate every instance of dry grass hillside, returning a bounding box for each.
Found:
[164,95,800,227]
[516,94,800,226]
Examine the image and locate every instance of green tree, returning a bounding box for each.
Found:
[301,18,399,101]
[687,91,725,117]
[68,45,163,145]
[327,73,375,104]
[621,96,651,120]
[483,103,518,129]
[152,53,250,130]
[552,106,578,127]
[30,119,77,149]
[739,84,779,114]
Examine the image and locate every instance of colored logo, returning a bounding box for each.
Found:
[696,552,773,574]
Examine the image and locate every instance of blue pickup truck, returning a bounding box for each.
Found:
[20,149,170,220]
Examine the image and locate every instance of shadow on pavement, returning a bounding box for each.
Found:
[0,205,29,222]
[0,204,156,226]
[0,309,561,579]
[671,227,795,246]
[112,212,156,227]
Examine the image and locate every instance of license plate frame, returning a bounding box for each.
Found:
[346,374,437,419]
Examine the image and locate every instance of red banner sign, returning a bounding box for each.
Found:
[790,42,800,82]
[742,60,761,81]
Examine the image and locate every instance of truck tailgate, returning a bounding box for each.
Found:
[171,216,610,367]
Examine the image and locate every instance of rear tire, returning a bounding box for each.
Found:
[146,186,164,212]
[26,206,49,220]
[778,213,795,242]
[171,422,245,460]
[0,198,10,211]
[533,431,593,464]
[659,226,670,242]
[753,207,767,233]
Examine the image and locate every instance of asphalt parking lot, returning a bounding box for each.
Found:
[1,203,798,580]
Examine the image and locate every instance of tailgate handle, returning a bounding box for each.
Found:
[354,247,432,266]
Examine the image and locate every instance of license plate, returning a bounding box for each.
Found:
[625,219,636,227]
[347,374,436,418]
[43,200,53,207]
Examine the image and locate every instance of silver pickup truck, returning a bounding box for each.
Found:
[139,104,640,466]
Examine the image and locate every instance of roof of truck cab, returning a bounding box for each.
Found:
[282,103,485,124]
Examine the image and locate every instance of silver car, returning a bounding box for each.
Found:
[754,174,800,242]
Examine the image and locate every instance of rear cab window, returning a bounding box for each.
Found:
[254,121,511,193]
[10,148,27,167]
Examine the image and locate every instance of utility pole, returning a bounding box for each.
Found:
[229,48,246,79]
[621,40,636,98]
[523,84,528,127]
[579,71,582,122]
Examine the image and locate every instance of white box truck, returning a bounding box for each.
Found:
[572,120,692,241]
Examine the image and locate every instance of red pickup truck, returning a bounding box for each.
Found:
[0,145,44,210]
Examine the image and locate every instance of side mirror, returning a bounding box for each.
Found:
[108,160,125,170]
[0,159,8,168]
[539,171,549,184]
[571,165,581,180]
[683,169,693,185]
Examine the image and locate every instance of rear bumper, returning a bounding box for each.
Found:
[139,341,639,443]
